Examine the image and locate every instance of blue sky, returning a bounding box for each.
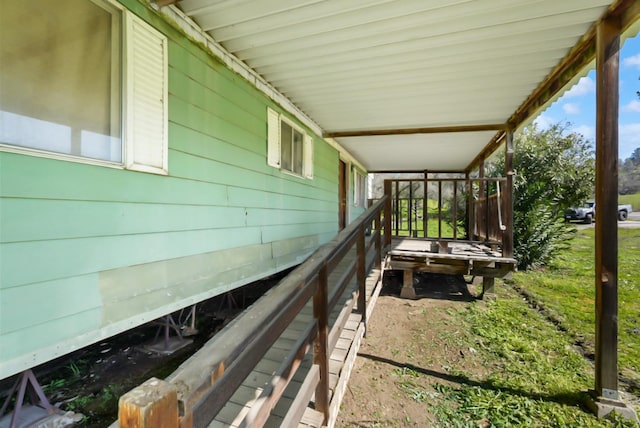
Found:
[534,34,640,161]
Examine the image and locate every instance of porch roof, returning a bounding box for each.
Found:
[169,0,639,172]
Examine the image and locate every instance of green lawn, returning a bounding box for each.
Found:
[619,193,640,211]
[510,228,640,389]
[422,228,640,426]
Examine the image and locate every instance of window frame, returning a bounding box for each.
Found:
[267,107,313,179]
[0,0,168,175]
[353,168,367,207]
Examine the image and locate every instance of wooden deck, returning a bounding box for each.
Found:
[209,256,383,428]
[386,238,516,298]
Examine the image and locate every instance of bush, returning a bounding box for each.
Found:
[490,123,595,269]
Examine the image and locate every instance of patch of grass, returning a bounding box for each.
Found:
[619,193,640,210]
[513,228,640,387]
[423,290,638,427]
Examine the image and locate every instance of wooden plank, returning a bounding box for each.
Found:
[267,365,319,428]
[327,323,366,428]
[416,264,469,275]
[313,265,329,423]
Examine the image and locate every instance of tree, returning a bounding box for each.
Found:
[620,147,640,195]
[489,123,595,270]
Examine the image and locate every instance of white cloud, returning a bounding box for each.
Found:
[562,103,581,115]
[622,99,640,113]
[533,114,555,130]
[564,76,595,98]
[622,53,640,69]
[573,125,595,141]
[620,123,640,159]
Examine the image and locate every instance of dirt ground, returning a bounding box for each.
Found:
[336,272,487,427]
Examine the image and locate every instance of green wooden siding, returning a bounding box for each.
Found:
[0,0,345,379]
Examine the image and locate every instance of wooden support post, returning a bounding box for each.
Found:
[452,180,458,240]
[408,180,414,237]
[400,269,416,299]
[394,181,400,235]
[437,181,442,239]
[357,226,367,334]
[423,171,428,238]
[466,173,473,240]
[481,277,495,299]
[503,130,514,258]
[119,378,179,428]
[478,160,485,241]
[384,180,392,247]
[313,266,330,423]
[594,14,620,402]
[589,13,638,422]
[375,212,382,271]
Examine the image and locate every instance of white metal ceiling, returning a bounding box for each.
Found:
[174,0,616,171]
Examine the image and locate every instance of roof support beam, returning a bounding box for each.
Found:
[323,124,506,138]
[465,130,505,174]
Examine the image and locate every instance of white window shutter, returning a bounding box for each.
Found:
[267,108,281,168]
[304,134,313,179]
[125,13,168,174]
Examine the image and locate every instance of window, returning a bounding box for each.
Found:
[354,169,367,207]
[267,108,313,178]
[0,0,168,174]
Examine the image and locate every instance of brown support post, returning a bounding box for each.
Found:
[384,180,392,247]
[357,225,367,334]
[503,130,515,258]
[466,172,473,241]
[437,181,442,239]
[590,13,637,422]
[119,378,179,428]
[452,180,458,240]
[408,181,413,237]
[484,177,489,242]
[314,266,330,423]
[424,171,429,238]
[394,181,400,235]
[375,211,382,271]
[478,160,485,241]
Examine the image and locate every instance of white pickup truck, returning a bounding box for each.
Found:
[565,201,633,223]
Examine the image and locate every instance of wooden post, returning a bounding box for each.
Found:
[313,266,330,422]
[119,378,179,428]
[594,14,620,402]
[408,180,413,237]
[375,211,382,271]
[424,171,429,238]
[437,180,442,239]
[466,172,473,240]
[452,180,458,240]
[503,130,514,258]
[400,269,416,299]
[478,160,485,241]
[394,181,400,235]
[384,180,392,247]
[357,225,367,334]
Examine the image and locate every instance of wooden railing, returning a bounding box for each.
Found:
[116,197,389,428]
[378,177,511,255]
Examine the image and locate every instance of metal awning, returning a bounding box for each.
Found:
[167,0,639,172]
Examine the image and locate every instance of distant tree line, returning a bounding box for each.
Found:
[620,147,640,195]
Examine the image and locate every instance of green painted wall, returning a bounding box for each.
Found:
[0,0,341,379]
